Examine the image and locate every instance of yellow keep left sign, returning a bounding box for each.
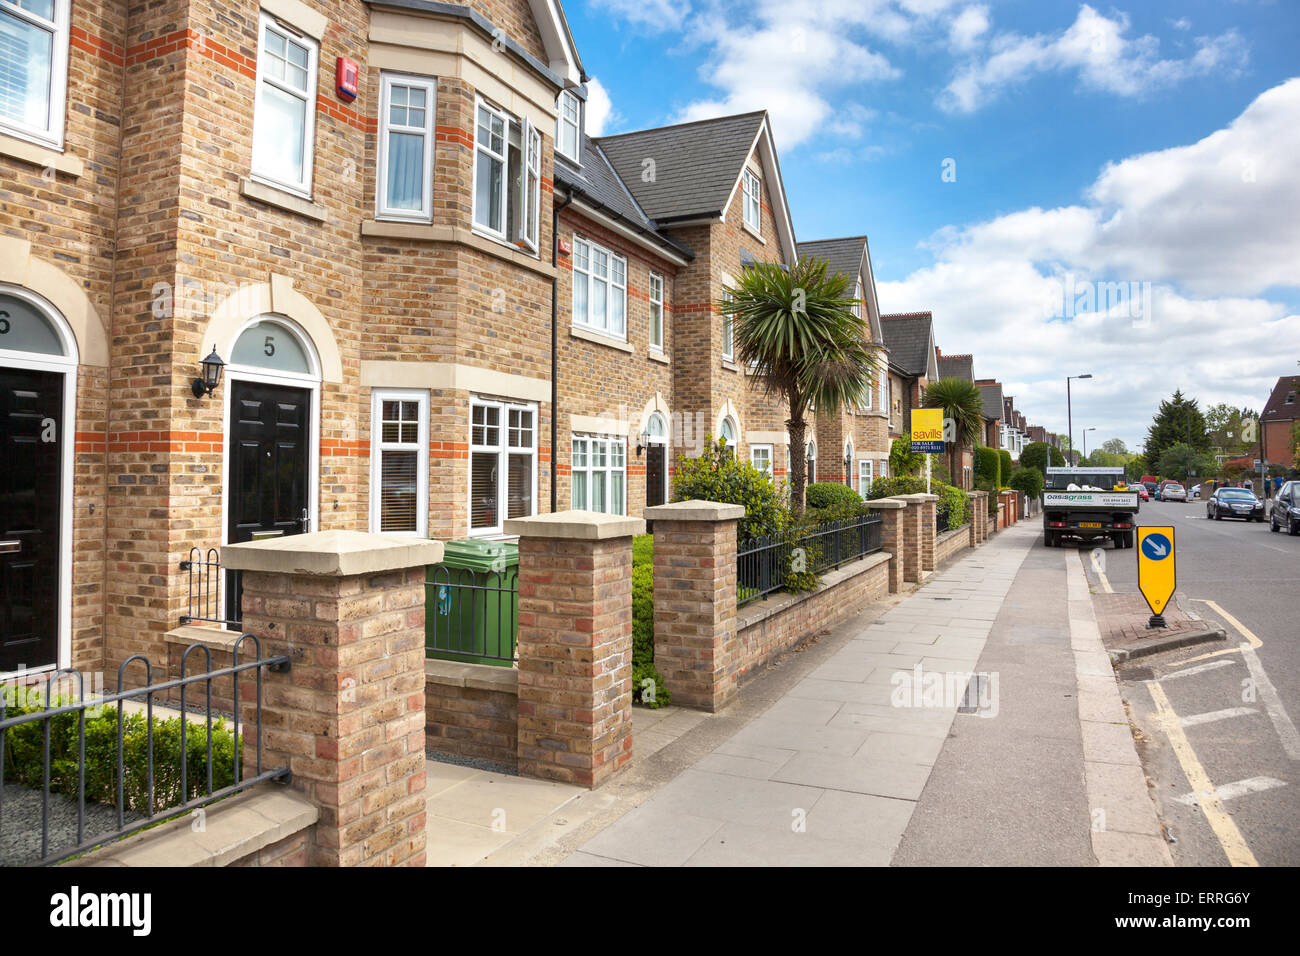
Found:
[1137,526,1176,616]
[911,407,944,454]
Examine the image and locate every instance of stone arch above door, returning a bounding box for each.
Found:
[0,238,108,367]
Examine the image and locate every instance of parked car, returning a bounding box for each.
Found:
[1132,484,1149,501]
[1162,482,1188,502]
[1269,482,1300,534]
[1142,479,1160,499]
[1189,483,1201,499]
[1207,487,1265,521]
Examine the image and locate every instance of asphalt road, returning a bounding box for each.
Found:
[1077,495,1300,866]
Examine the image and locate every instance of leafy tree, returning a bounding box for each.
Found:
[889,437,925,477]
[1008,467,1044,500]
[1205,404,1258,455]
[722,257,878,513]
[1101,438,1129,455]
[1291,422,1300,469]
[1020,441,1065,476]
[1146,390,1210,464]
[1155,443,1216,484]
[1126,455,1147,481]
[922,377,984,490]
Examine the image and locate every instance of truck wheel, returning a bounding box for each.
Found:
[1043,531,1054,547]
[1126,531,1135,549]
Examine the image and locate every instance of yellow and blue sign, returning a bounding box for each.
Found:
[911,408,944,454]
[1137,526,1176,616]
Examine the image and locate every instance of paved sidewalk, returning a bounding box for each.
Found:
[564,525,1041,866]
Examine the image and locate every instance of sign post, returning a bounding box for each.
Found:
[911,408,944,495]
[1136,526,1176,629]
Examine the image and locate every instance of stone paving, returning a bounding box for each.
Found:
[564,527,1034,866]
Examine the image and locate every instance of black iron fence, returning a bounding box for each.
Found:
[180,547,241,627]
[425,565,520,666]
[737,513,883,608]
[0,637,288,866]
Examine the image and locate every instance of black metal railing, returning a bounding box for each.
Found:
[737,513,883,608]
[179,547,241,627]
[936,507,951,534]
[0,636,289,866]
[425,565,520,666]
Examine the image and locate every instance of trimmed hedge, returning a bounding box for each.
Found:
[999,450,1014,487]
[1008,467,1044,500]
[974,446,1001,487]
[805,482,862,511]
[863,475,930,500]
[630,535,668,708]
[934,482,968,528]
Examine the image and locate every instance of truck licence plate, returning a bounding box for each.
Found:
[1078,522,1102,529]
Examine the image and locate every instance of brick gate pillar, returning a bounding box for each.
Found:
[223,531,442,867]
[909,493,939,573]
[865,498,906,593]
[967,491,987,547]
[506,511,643,788]
[645,500,744,713]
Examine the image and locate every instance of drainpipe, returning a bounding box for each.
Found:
[551,186,574,513]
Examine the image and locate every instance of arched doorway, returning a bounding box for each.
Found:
[844,439,854,488]
[644,411,668,508]
[806,438,817,484]
[0,286,79,674]
[221,315,321,621]
[719,416,737,459]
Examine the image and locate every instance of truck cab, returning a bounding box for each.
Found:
[1041,467,1139,549]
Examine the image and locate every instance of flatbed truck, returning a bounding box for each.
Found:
[1041,466,1140,548]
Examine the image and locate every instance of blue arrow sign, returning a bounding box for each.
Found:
[1141,532,1172,561]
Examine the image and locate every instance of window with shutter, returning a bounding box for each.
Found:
[370,390,428,535]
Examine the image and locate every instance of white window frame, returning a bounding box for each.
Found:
[571,434,627,515]
[472,95,540,253]
[806,438,817,483]
[369,389,429,536]
[0,0,70,148]
[750,443,773,476]
[250,11,318,198]
[742,167,761,232]
[648,271,665,352]
[556,88,580,163]
[572,235,627,338]
[468,397,538,537]
[719,417,738,456]
[376,73,436,222]
[858,459,873,497]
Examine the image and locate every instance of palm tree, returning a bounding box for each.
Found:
[922,378,984,489]
[721,257,879,513]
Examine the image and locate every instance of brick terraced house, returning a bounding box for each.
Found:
[0,0,896,681]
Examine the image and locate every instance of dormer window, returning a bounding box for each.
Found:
[742,168,761,232]
[556,89,580,163]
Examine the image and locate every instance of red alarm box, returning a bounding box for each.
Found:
[336,57,358,101]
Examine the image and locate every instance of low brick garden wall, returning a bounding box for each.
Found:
[935,525,970,566]
[735,552,891,684]
[424,661,518,769]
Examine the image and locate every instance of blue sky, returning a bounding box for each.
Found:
[564,0,1300,455]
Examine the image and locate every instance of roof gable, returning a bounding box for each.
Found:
[880,312,936,377]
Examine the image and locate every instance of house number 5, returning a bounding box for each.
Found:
[264,335,275,357]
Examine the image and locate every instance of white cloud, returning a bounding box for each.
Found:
[584,77,618,136]
[592,0,691,33]
[878,79,1300,452]
[949,4,989,51]
[941,4,1247,113]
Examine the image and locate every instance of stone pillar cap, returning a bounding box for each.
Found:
[864,498,907,510]
[899,493,940,501]
[505,510,646,540]
[966,490,989,498]
[644,500,745,522]
[222,530,444,576]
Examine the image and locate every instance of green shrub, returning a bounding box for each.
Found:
[998,450,1014,487]
[863,475,929,500]
[974,446,1001,487]
[630,536,668,708]
[1,700,241,812]
[889,438,925,477]
[1008,467,1045,500]
[672,436,790,542]
[933,481,968,528]
[1020,441,1066,475]
[975,477,1000,518]
[804,482,862,516]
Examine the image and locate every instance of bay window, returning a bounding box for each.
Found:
[370,390,428,535]
[470,398,536,535]
[572,236,627,338]
[571,435,626,515]
[251,12,318,196]
[1,0,68,147]
[474,97,540,252]
[377,73,435,221]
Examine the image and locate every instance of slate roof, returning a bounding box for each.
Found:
[554,135,694,260]
[880,313,934,377]
[1261,375,1300,423]
[796,237,866,284]
[978,383,1004,422]
[595,112,766,223]
[936,352,973,381]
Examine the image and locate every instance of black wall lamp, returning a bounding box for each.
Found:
[192,346,226,399]
[635,428,648,457]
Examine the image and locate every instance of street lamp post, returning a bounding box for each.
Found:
[1067,373,1092,465]
[1083,427,1096,461]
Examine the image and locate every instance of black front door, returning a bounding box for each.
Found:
[646,444,666,509]
[226,380,311,621]
[1,367,62,672]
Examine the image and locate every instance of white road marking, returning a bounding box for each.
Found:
[1239,641,1300,761]
[1173,776,1287,807]
[1179,706,1259,728]
[1146,659,1237,682]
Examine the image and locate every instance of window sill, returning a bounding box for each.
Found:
[471,226,540,260]
[0,131,82,177]
[571,326,633,353]
[240,177,327,222]
[361,221,556,277]
[721,359,739,372]
[648,348,669,365]
[742,221,766,243]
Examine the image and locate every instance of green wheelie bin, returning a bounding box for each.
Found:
[425,539,519,667]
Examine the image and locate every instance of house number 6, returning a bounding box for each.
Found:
[0,309,10,334]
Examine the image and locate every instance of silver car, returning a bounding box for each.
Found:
[1163,482,1188,502]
